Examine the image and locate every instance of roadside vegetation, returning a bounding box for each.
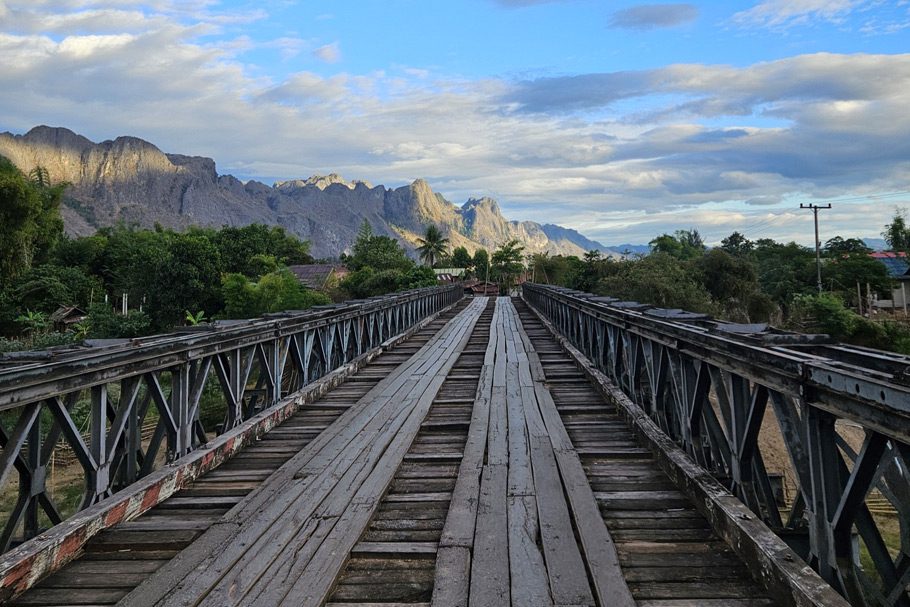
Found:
[530,222,910,354]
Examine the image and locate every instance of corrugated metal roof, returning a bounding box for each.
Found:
[869,251,910,278]
[288,264,342,289]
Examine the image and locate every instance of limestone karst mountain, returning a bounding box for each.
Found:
[0,126,611,259]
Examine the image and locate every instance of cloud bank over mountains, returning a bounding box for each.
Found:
[1,0,908,246]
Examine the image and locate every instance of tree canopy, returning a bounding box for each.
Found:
[416,225,449,267]
[0,158,65,282]
[883,209,910,252]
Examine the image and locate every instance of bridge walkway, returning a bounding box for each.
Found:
[8,296,776,606]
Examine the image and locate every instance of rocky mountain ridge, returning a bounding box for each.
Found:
[0,126,613,259]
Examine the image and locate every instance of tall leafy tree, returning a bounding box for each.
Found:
[649,229,705,260]
[883,209,910,252]
[347,224,413,272]
[450,246,473,270]
[144,233,223,329]
[491,240,526,293]
[599,253,715,313]
[824,236,871,256]
[719,231,753,256]
[416,225,449,267]
[0,159,65,281]
[473,249,490,279]
[211,224,312,276]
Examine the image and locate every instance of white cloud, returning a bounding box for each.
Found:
[313,41,340,64]
[732,0,865,29]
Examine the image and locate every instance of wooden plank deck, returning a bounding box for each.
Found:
[6,295,796,607]
[433,298,634,607]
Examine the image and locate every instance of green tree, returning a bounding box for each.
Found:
[570,250,612,292]
[211,224,312,276]
[883,208,910,252]
[695,249,767,321]
[54,234,108,274]
[451,246,473,270]
[752,239,817,311]
[85,303,152,339]
[719,231,753,256]
[473,249,490,280]
[15,310,49,335]
[145,233,222,329]
[649,229,705,260]
[823,251,890,306]
[416,225,449,267]
[0,158,65,280]
[491,240,526,293]
[95,225,170,305]
[11,264,103,314]
[598,253,715,313]
[221,269,330,319]
[346,223,413,273]
[530,253,582,287]
[823,236,870,256]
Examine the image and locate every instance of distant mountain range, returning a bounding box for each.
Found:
[0,126,629,260]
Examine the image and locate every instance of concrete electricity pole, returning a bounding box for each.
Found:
[800,203,832,293]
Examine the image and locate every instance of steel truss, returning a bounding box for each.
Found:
[0,285,460,552]
[524,283,910,607]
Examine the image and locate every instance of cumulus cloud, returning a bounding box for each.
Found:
[312,41,341,64]
[608,4,698,30]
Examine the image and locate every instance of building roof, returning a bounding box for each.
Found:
[433,268,466,278]
[870,252,910,278]
[288,264,344,289]
[49,305,87,324]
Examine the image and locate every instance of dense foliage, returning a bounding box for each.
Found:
[529,221,910,354]
[339,222,439,298]
[0,158,65,282]
[0,220,328,343]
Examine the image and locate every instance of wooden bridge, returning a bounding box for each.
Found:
[0,285,907,606]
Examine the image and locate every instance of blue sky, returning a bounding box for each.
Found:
[2,0,910,246]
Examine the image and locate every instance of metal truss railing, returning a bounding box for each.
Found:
[0,285,461,553]
[524,283,910,607]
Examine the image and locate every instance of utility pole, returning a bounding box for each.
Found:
[801,203,831,293]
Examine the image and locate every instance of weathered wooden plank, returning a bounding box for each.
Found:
[430,546,470,607]
[527,434,595,607]
[468,464,509,607]
[507,495,552,606]
[255,374,466,605]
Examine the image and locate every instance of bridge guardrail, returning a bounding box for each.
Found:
[524,282,910,607]
[0,285,461,553]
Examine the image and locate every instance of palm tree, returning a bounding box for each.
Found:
[416,225,449,267]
